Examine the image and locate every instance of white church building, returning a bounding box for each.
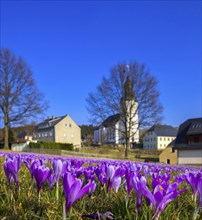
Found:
[94,77,139,147]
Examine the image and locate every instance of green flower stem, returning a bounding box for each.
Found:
[63,199,66,220]
[193,206,200,220]
[56,181,59,201]
[38,191,41,203]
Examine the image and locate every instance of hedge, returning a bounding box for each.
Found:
[29,141,73,151]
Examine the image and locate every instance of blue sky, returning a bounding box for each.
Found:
[0,0,201,127]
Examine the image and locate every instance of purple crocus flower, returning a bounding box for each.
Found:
[63,172,94,213]
[70,159,84,169]
[141,176,187,220]
[193,176,202,220]
[95,165,107,187]
[84,166,95,181]
[151,173,170,191]
[197,177,202,208]
[23,157,35,174]
[175,173,186,184]
[185,171,202,202]
[48,159,67,188]
[88,180,97,198]
[31,162,51,193]
[125,169,135,206]
[132,174,145,212]
[106,165,122,193]
[3,154,22,188]
[112,177,122,193]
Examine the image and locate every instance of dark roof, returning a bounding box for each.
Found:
[174,118,202,150]
[36,115,66,130]
[174,143,202,150]
[17,131,30,139]
[147,124,177,137]
[187,119,202,135]
[100,114,120,128]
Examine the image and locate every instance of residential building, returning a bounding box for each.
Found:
[173,118,202,165]
[94,77,139,146]
[16,131,33,142]
[143,125,177,150]
[159,141,177,165]
[33,115,81,147]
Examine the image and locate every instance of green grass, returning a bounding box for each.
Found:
[25,145,160,162]
[0,156,201,220]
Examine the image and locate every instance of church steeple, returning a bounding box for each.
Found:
[122,76,137,102]
[120,75,139,144]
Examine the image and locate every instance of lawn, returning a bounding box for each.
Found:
[0,151,201,220]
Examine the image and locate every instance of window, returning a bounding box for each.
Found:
[171,148,175,153]
[193,136,199,143]
[65,123,72,127]
[167,159,170,164]
[168,138,170,141]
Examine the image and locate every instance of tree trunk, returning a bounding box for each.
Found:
[4,114,9,149]
[125,137,130,159]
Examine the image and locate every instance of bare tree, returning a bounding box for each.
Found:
[86,61,163,158]
[0,48,48,149]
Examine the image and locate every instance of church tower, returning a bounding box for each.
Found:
[120,76,139,144]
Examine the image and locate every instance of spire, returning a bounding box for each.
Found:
[123,76,137,101]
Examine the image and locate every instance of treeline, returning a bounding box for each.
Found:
[0,124,35,143]
[80,124,94,139]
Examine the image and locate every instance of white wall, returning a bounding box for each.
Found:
[178,150,202,164]
[94,130,99,143]
[125,100,139,143]
[143,132,157,149]
[157,136,175,150]
[11,140,37,151]
[143,132,175,150]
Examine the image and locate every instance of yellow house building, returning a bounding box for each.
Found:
[159,141,178,165]
[33,115,81,148]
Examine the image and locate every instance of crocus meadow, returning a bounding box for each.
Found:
[0,152,201,219]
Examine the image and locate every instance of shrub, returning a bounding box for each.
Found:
[29,141,73,151]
